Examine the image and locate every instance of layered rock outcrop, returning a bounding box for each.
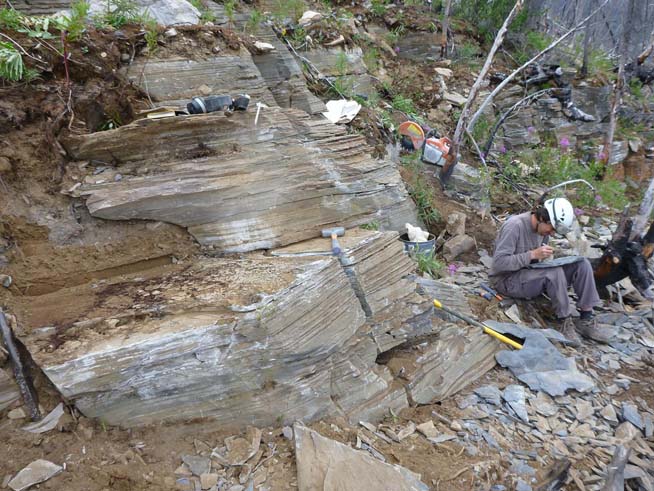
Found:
[18,232,498,426]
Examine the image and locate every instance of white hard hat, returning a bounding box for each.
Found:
[544,197,574,234]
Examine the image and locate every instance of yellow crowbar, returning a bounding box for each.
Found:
[433,299,524,350]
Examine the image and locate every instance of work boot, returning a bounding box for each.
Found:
[574,316,616,344]
[555,317,582,347]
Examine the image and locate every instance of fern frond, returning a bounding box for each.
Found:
[0,42,25,81]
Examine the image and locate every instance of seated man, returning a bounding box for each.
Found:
[489,198,602,346]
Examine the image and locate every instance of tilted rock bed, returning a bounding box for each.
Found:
[16,232,499,426]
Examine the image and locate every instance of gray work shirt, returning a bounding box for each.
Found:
[489,212,544,279]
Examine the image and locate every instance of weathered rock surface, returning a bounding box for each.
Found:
[63,31,416,254]
[22,254,366,426]
[63,107,416,252]
[122,51,277,108]
[0,368,20,411]
[443,234,475,261]
[8,459,62,491]
[88,0,201,25]
[17,231,497,426]
[385,324,501,404]
[294,424,429,491]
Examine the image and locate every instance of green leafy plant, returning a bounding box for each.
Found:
[0,42,24,81]
[56,0,90,41]
[94,0,141,28]
[455,41,480,66]
[271,0,305,22]
[513,30,551,64]
[414,250,443,278]
[586,48,614,80]
[454,0,528,43]
[0,7,23,30]
[362,46,379,72]
[629,78,645,101]
[370,0,388,17]
[401,153,441,225]
[144,16,159,52]
[391,94,417,116]
[222,0,235,26]
[471,113,492,145]
[360,220,380,231]
[385,25,405,46]
[499,145,628,210]
[245,9,263,33]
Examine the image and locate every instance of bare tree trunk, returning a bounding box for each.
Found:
[440,0,453,58]
[602,445,630,491]
[580,0,594,77]
[440,0,525,183]
[465,0,609,139]
[637,29,654,65]
[601,0,635,165]
[631,177,654,240]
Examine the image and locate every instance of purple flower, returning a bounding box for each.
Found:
[499,145,507,154]
[559,137,570,148]
[595,194,602,202]
[598,151,607,161]
[574,208,584,216]
[527,126,535,134]
[447,264,458,275]
[480,151,486,159]
[394,46,400,53]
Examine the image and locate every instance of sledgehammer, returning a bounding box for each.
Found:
[321,227,345,255]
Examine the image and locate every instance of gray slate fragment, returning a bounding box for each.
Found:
[622,402,644,430]
[181,455,211,476]
[606,384,620,395]
[282,426,294,440]
[488,321,595,396]
[458,394,479,409]
[8,460,62,491]
[510,460,536,477]
[474,385,501,405]
[516,478,533,491]
[503,385,529,423]
[601,404,619,423]
[645,413,653,438]
[491,486,507,491]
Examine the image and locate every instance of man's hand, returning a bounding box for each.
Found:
[530,245,554,261]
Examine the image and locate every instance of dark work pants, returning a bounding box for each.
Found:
[492,258,601,318]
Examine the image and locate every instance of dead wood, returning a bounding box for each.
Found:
[637,29,654,66]
[440,0,453,58]
[483,88,553,155]
[601,0,635,165]
[0,311,41,421]
[440,0,525,183]
[465,0,610,145]
[592,200,654,299]
[603,445,630,491]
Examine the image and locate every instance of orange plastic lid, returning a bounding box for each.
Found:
[398,121,425,149]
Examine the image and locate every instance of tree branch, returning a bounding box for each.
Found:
[466,0,610,136]
[637,29,654,65]
[440,0,525,183]
[483,88,554,155]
